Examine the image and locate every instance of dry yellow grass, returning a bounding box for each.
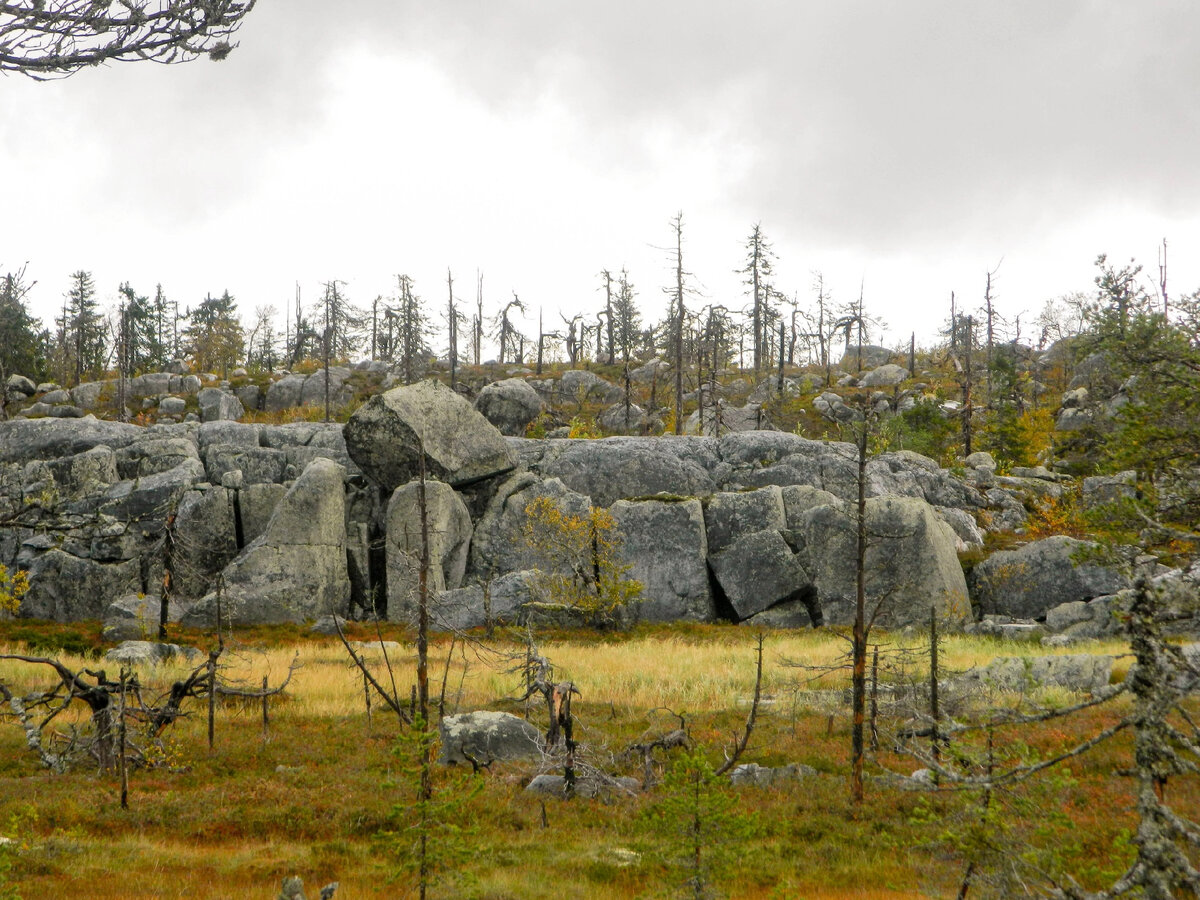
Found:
[0,628,1133,724]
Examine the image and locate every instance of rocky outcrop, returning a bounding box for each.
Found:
[799,496,970,629]
[609,497,714,622]
[182,458,349,626]
[968,536,1130,620]
[386,479,473,621]
[344,379,517,492]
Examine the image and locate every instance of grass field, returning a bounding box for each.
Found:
[0,621,1180,899]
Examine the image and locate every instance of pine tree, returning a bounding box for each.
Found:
[57,270,106,385]
[0,266,49,387]
[185,290,243,377]
[740,223,777,375]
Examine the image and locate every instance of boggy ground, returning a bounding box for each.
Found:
[0,620,1182,899]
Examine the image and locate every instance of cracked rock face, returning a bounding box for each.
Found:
[182,458,349,626]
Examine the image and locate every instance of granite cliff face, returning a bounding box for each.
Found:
[0,378,1144,635]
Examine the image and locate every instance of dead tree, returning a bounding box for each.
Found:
[1,0,258,79]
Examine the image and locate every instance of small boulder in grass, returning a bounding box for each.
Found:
[278,877,338,900]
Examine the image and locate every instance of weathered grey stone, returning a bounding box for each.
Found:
[597,401,652,434]
[703,487,786,555]
[740,595,820,628]
[70,381,106,409]
[344,379,518,492]
[102,593,167,642]
[558,369,621,404]
[934,506,985,551]
[129,372,172,396]
[0,416,143,464]
[386,479,473,621]
[684,401,769,435]
[114,438,198,478]
[172,486,238,601]
[157,396,187,416]
[265,374,306,412]
[238,482,287,544]
[629,357,669,383]
[470,475,591,579]
[610,497,714,622]
[963,451,997,472]
[48,404,85,418]
[204,445,287,485]
[40,389,70,404]
[961,654,1114,695]
[781,485,842,529]
[6,374,36,395]
[839,345,893,369]
[181,374,202,393]
[709,529,810,620]
[969,536,1131,620]
[104,640,203,666]
[729,763,817,787]
[532,437,719,507]
[197,421,260,455]
[525,774,641,798]
[800,496,970,629]
[198,387,245,423]
[1081,471,1137,509]
[309,614,348,635]
[858,364,909,387]
[235,384,261,410]
[1044,601,1092,633]
[101,457,206,525]
[182,458,349,626]
[300,370,352,409]
[43,446,119,499]
[438,711,542,765]
[17,549,141,621]
[474,378,544,436]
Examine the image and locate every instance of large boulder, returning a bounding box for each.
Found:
[969,535,1131,620]
[0,416,143,465]
[171,486,239,602]
[198,388,245,423]
[709,529,811,621]
[858,364,909,387]
[961,653,1114,695]
[468,475,591,581]
[800,496,970,629]
[344,379,517,492]
[703,487,786,554]
[438,711,542,765]
[386,479,473,621]
[265,374,306,412]
[609,497,714,622]
[474,378,544,436]
[16,546,141,621]
[558,370,621,404]
[182,458,349,626]
[840,345,893,369]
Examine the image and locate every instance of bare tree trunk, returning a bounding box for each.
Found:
[673,213,685,436]
[851,420,868,806]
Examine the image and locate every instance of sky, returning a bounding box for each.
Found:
[3,1,1199,358]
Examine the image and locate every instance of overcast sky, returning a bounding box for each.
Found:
[3,1,1199,357]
